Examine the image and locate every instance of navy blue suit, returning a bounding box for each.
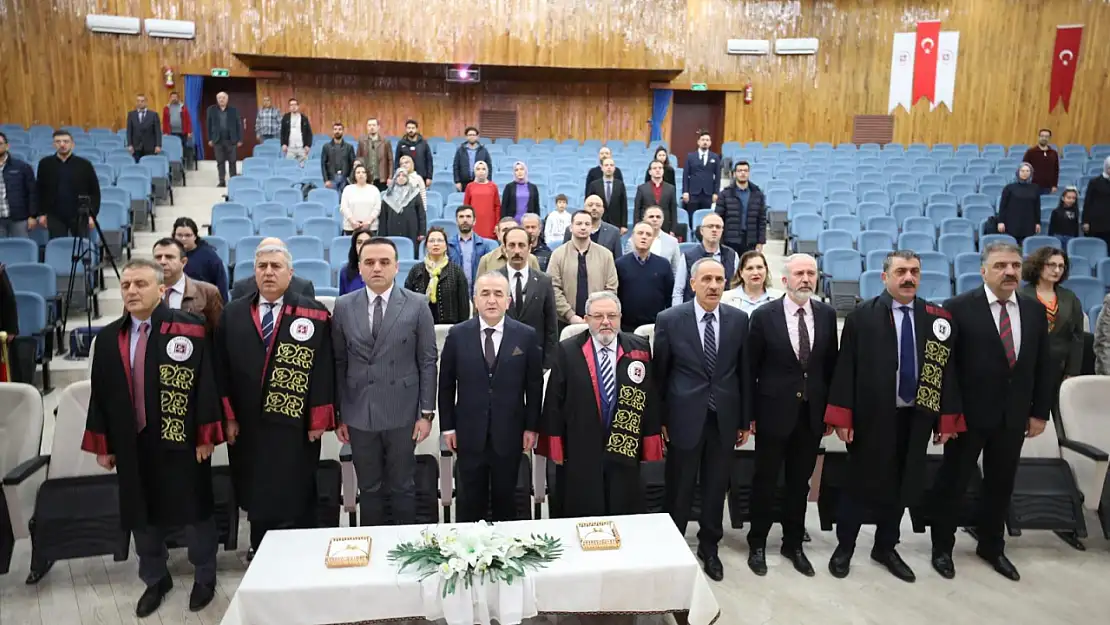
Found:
[439,316,543,521]
[683,151,722,211]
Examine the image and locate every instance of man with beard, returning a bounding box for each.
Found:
[538,291,663,516]
[395,119,434,182]
[476,217,540,276]
[654,257,751,582]
[716,160,767,255]
[321,122,356,195]
[215,241,336,559]
[745,254,838,577]
[550,210,619,325]
[81,259,224,615]
[357,117,393,191]
[498,227,558,369]
[447,205,496,296]
[929,242,1052,582]
[824,250,964,582]
[562,195,622,259]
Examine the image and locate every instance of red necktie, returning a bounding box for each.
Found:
[998,301,1016,368]
[133,322,150,431]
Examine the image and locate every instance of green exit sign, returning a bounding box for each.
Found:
[691,83,708,91]
[210,68,230,78]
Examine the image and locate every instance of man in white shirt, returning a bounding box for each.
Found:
[151,237,223,334]
[281,98,312,164]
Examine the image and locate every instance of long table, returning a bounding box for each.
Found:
[220,513,720,625]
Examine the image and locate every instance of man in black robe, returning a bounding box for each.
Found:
[215,241,336,559]
[82,259,224,616]
[538,291,663,517]
[824,250,964,582]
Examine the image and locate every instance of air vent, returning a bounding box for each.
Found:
[478,110,517,141]
[852,115,894,146]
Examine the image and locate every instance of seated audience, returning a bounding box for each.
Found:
[339,228,373,295]
[404,226,471,324]
[173,217,229,301]
[722,250,782,313]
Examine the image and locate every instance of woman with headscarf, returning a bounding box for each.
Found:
[644,146,676,187]
[1048,186,1081,248]
[398,153,428,207]
[500,161,541,224]
[462,160,500,239]
[997,162,1042,245]
[378,168,427,246]
[338,228,373,295]
[403,226,470,324]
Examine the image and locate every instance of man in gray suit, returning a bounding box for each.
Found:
[332,237,438,525]
[126,94,162,162]
[230,237,317,300]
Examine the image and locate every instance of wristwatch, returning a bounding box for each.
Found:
[420,411,434,421]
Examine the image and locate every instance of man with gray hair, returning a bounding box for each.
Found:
[205,91,242,187]
[215,240,336,560]
[230,237,316,300]
[1081,155,1110,249]
[538,290,663,518]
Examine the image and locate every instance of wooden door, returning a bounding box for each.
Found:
[200,77,258,161]
[669,91,725,169]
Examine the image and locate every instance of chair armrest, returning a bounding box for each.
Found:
[2,455,50,486]
[1059,438,1109,462]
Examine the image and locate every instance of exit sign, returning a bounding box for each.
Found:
[210,68,230,77]
[691,83,708,91]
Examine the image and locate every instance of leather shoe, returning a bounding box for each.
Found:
[697,547,724,582]
[780,546,815,577]
[931,551,955,579]
[828,545,853,578]
[246,548,256,563]
[870,548,916,583]
[747,547,767,576]
[136,575,173,618]
[189,582,216,612]
[976,549,1020,581]
[24,561,54,585]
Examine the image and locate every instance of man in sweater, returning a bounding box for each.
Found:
[1022,129,1060,194]
[548,210,619,326]
[616,221,673,332]
[674,213,737,305]
[321,122,356,195]
[1083,156,1110,250]
[280,98,313,164]
[34,131,100,239]
[716,161,767,255]
[395,119,434,182]
[161,92,193,166]
[453,126,493,191]
[357,118,393,191]
[624,205,685,285]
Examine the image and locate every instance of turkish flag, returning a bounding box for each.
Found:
[1050,25,1083,112]
[912,20,942,105]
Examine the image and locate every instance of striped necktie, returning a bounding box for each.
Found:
[999,300,1016,368]
[703,313,717,411]
[599,346,616,426]
[261,303,275,347]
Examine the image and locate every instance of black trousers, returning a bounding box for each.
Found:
[747,404,822,550]
[835,407,914,552]
[457,434,519,523]
[930,425,1026,557]
[685,193,714,212]
[213,140,238,183]
[249,508,316,551]
[665,411,730,552]
[134,519,218,586]
[47,214,88,240]
[132,147,155,163]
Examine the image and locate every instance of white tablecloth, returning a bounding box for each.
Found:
[220,513,720,625]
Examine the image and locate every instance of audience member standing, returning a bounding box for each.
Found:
[404,226,471,324]
[397,154,428,207]
[280,98,312,164]
[1081,157,1110,249]
[499,226,558,368]
[152,238,223,334]
[624,205,685,280]
[1019,246,1083,417]
[161,92,193,164]
[205,92,242,188]
[635,160,679,234]
[35,130,99,238]
[520,213,552,271]
[584,146,623,198]
[644,146,676,187]
[997,163,1041,244]
[453,126,493,191]
[544,194,572,247]
[549,210,619,325]
[1021,129,1060,194]
[587,158,628,230]
[126,94,162,163]
[340,164,382,235]
[395,119,434,182]
[562,195,622,261]
[676,213,737,305]
[683,131,721,213]
[1048,187,1081,247]
[721,250,781,313]
[930,242,1051,582]
[499,161,541,224]
[476,218,540,276]
[172,217,229,301]
[716,161,766,255]
[321,122,356,195]
[745,254,836,578]
[254,95,281,143]
[0,132,36,238]
[339,228,372,295]
[378,169,426,248]
[447,205,495,296]
[332,237,437,526]
[463,161,501,238]
[616,222,673,332]
[357,118,393,191]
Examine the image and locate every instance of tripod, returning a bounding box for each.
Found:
[60,198,120,359]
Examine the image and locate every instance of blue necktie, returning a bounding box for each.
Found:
[599,347,616,427]
[261,303,275,348]
[898,305,917,404]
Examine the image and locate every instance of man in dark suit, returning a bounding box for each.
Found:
[583,146,624,198]
[564,195,622,259]
[205,92,242,187]
[635,160,679,235]
[654,257,751,582]
[929,241,1053,582]
[745,254,837,577]
[230,237,316,300]
[126,94,162,163]
[499,227,558,369]
[586,158,628,231]
[716,161,767,255]
[682,131,721,213]
[440,272,543,522]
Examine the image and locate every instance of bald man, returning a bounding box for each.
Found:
[205,91,242,187]
[230,238,316,300]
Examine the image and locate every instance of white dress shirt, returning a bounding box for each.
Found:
[479,316,506,357]
[985,285,1022,359]
[366,286,392,334]
[289,113,303,149]
[694,299,720,351]
[892,301,918,407]
[257,295,284,327]
[698,149,708,166]
[508,266,530,309]
[722,287,782,315]
[164,274,187,310]
[129,316,151,368]
[782,295,814,358]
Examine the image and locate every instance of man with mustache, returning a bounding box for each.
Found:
[538,291,663,517]
[824,250,964,582]
[745,254,838,577]
[929,241,1052,582]
[476,217,540,276]
[654,257,751,582]
[499,226,558,369]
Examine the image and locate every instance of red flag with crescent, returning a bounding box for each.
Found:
[1050,25,1083,113]
[912,20,942,104]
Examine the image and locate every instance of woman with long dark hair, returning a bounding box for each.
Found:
[1019,246,1084,415]
[1048,186,1080,248]
[338,227,373,295]
[172,216,229,300]
[403,226,470,323]
[644,146,676,187]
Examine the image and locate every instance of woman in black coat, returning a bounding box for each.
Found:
[403,226,471,324]
[500,161,541,221]
[997,162,1042,245]
[643,146,676,187]
[378,168,427,247]
[1018,246,1084,415]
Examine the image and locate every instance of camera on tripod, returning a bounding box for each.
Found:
[61,195,120,359]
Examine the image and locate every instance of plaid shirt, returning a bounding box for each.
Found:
[0,156,9,219]
[255,106,281,137]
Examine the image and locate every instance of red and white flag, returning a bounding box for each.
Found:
[1050,25,1083,113]
[889,22,959,113]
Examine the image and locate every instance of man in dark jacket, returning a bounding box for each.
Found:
[0,132,37,238]
[35,131,100,239]
[321,122,356,195]
[279,98,313,163]
[453,126,493,191]
[715,161,766,255]
[1082,156,1110,250]
[205,92,242,187]
[583,146,624,198]
[126,94,162,163]
[395,119,434,182]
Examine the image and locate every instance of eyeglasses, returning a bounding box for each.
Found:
[1045,262,1066,270]
[586,313,620,322]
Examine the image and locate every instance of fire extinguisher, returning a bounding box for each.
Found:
[163,66,175,89]
[744,82,753,104]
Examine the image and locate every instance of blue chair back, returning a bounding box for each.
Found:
[1067,237,1109,267]
[956,272,984,293]
[897,232,935,253]
[286,236,325,261]
[14,292,48,334]
[5,263,57,299]
[1062,276,1105,311]
[387,236,417,260]
[214,216,254,241]
[258,217,297,239]
[1022,235,1062,256]
[817,229,854,254]
[303,217,339,243]
[860,270,884,299]
[0,238,38,265]
[918,271,953,301]
[823,249,862,280]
